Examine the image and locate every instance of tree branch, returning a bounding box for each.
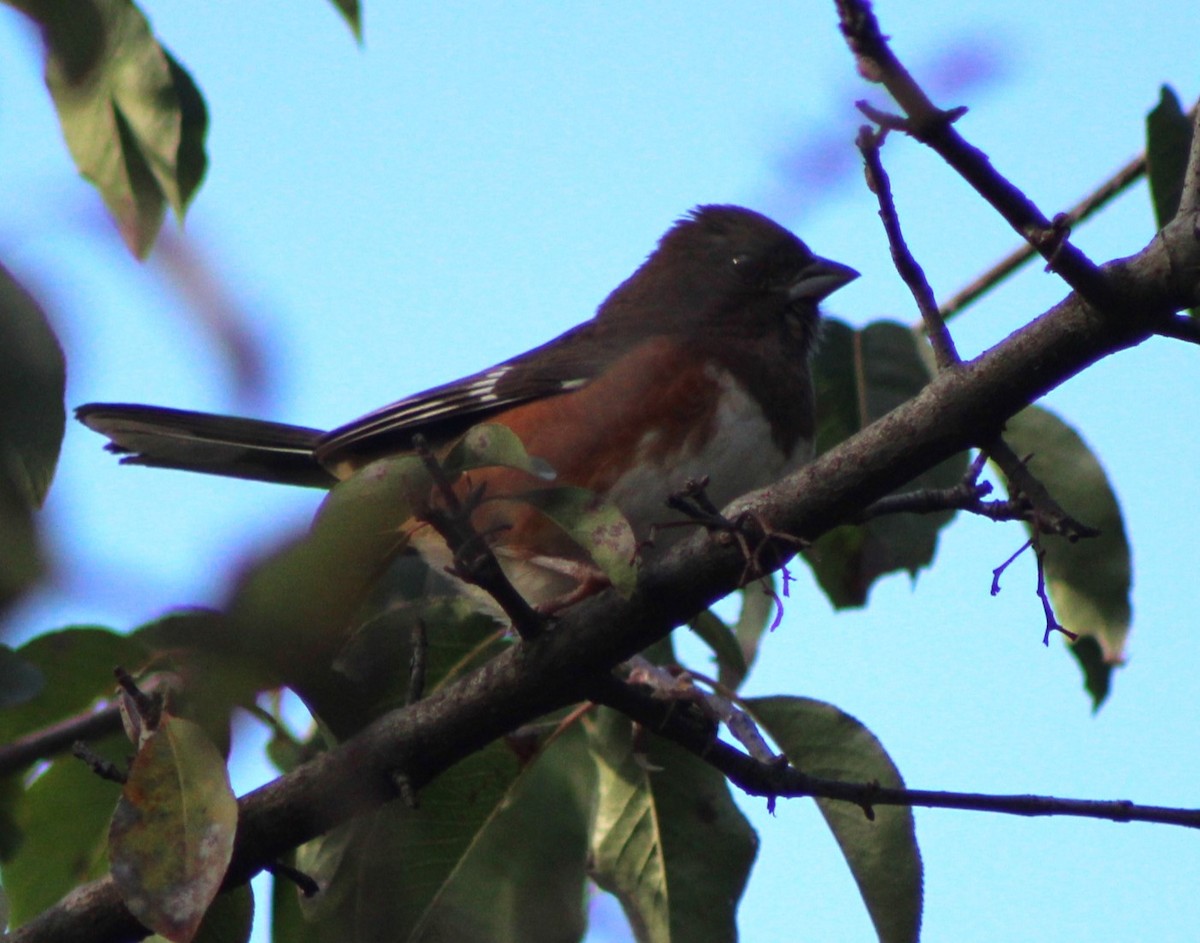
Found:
[589,673,1199,828]
[12,196,1200,942]
[0,704,123,778]
[939,153,1147,320]
[837,0,1113,306]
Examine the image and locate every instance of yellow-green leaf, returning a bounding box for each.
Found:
[109,714,237,943]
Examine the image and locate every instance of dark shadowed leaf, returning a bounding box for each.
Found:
[22,0,208,256]
[294,740,522,943]
[587,708,757,943]
[186,884,253,943]
[109,713,237,943]
[749,696,922,943]
[0,263,65,507]
[0,263,65,608]
[1145,86,1198,319]
[807,319,967,607]
[1146,86,1193,229]
[998,406,1132,708]
[687,609,745,684]
[0,647,44,709]
[417,726,594,942]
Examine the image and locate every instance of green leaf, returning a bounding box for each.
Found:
[749,696,922,943]
[807,319,968,607]
[441,423,556,480]
[109,713,238,943]
[0,627,148,750]
[0,262,65,608]
[587,708,758,943]
[417,726,593,942]
[0,262,65,507]
[998,406,1132,708]
[22,0,209,256]
[227,453,432,694]
[294,740,522,943]
[509,486,638,597]
[1,733,128,926]
[1146,85,1193,229]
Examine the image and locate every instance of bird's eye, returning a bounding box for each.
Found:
[731,253,752,268]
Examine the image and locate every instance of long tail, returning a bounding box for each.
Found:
[75,403,337,488]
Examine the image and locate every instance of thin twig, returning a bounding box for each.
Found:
[856,123,960,368]
[588,672,1200,828]
[407,618,428,705]
[71,742,127,785]
[940,153,1147,320]
[990,538,1032,596]
[986,437,1098,541]
[264,860,320,898]
[0,704,123,777]
[1034,540,1078,644]
[411,434,544,640]
[837,0,1112,307]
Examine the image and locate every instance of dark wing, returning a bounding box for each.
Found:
[314,320,619,467]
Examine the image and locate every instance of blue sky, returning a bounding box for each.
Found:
[2,2,1198,941]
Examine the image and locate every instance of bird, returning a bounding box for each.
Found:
[78,205,858,611]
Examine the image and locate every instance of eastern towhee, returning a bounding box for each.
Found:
[78,205,858,610]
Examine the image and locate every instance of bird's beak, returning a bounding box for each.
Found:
[787,255,860,302]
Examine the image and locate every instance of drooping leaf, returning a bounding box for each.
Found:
[416,726,594,943]
[109,713,237,943]
[998,405,1132,708]
[749,696,922,943]
[587,708,758,943]
[807,319,968,607]
[18,0,209,256]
